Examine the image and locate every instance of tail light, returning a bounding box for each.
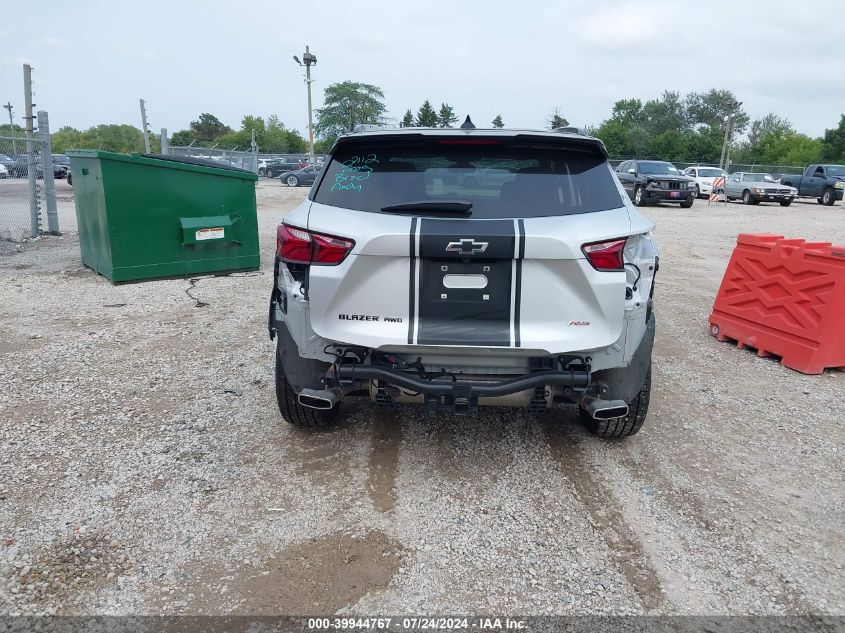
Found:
[582,238,626,271]
[276,223,354,265]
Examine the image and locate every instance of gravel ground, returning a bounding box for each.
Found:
[1,180,843,617]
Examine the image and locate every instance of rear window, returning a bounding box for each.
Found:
[312,138,623,218]
[698,168,724,177]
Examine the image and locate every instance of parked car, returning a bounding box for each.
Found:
[9,156,43,178]
[52,154,70,179]
[615,160,696,207]
[682,166,727,198]
[724,172,797,206]
[8,156,66,179]
[0,153,14,172]
[279,164,321,187]
[266,160,304,178]
[778,164,845,205]
[257,159,270,176]
[268,127,659,438]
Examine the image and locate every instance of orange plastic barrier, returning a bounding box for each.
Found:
[709,233,845,374]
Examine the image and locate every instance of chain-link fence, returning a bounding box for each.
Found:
[168,145,258,173]
[0,135,44,242]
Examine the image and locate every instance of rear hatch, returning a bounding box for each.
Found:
[304,132,632,354]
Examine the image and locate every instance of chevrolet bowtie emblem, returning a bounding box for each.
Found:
[445,238,489,255]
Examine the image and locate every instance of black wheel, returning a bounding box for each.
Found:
[286,175,299,187]
[821,187,835,206]
[67,172,72,186]
[580,364,651,439]
[275,334,340,428]
[742,189,757,205]
[633,186,647,206]
[680,196,694,208]
[258,168,266,177]
[694,184,701,198]
[779,200,792,207]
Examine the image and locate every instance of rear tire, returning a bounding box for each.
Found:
[275,334,341,428]
[580,364,651,439]
[286,175,299,187]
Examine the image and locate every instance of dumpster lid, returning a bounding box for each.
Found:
[139,153,254,174]
[66,149,258,181]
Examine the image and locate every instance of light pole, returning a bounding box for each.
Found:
[719,99,742,170]
[293,45,317,165]
[3,102,17,154]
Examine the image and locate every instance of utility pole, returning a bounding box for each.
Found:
[724,121,735,171]
[38,111,58,234]
[139,99,151,153]
[23,64,39,238]
[719,99,742,170]
[3,102,17,154]
[719,115,731,170]
[159,128,168,155]
[293,46,317,164]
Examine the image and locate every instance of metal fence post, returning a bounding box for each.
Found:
[23,64,40,238]
[37,111,59,234]
[160,128,169,155]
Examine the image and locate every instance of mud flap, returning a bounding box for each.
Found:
[276,323,330,392]
[592,312,655,403]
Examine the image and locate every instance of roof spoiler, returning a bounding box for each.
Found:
[553,126,590,136]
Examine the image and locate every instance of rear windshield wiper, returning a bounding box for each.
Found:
[380,199,473,214]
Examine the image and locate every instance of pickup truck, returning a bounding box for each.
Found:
[778,164,845,205]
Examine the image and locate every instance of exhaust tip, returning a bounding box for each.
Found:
[297,388,339,410]
[592,404,629,420]
[581,396,629,420]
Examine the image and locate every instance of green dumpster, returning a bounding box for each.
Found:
[67,150,259,283]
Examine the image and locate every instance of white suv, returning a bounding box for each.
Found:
[683,166,727,198]
[269,126,659,438]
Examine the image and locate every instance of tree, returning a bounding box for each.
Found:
[747,114,792,148]
[759,131,823,165]
[437,103,458,128]
[50,124,158,154]
[401,109,414,127]
[492,115,504,128]
[641,91,687,137]
[189,113,231,142]
[314,81,387,141]
[170,129,194,146]
[821,114,845,162]
[548,108,568,129]
[685,89,749,134]
[415,100,438,127]
[51,127,85,153]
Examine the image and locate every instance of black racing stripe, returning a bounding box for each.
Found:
[407,217,418,344]
[417,218,515,346]
[515,219,525,347]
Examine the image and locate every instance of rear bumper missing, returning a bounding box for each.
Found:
[336,364,589,399]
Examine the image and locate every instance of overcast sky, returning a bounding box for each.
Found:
[1,0,842,140]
